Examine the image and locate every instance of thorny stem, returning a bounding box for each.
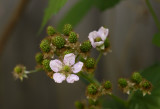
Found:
[145,0,160,31]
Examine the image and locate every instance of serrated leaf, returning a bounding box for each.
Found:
[39,0,68,34]
[94,0,121,11]
[152,33,160,47]
[57,0,93,31]
[129,63,160,109]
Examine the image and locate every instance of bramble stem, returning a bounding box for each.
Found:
[25,68,42,74]
[145,0,160,31]
[95,52,103,66]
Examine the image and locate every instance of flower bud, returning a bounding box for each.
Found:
[80,41,92,52]
[47,26,56,36]
[35,53,43,64]
[75,101,85,109]
[104,81,112,90]
[63,24,72,36]
[52,36,66,49]
[104,38,110,48]
[118,78,128,88]
[85,58,95,69]
[40,39,51,52]
[42,59,52,71]
[69,32,77,43]
[87,84,98,95]
[131,72,142,84]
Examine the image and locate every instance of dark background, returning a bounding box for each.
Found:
[0,0,160,109]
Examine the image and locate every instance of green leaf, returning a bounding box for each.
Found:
[39,0,68,34]
[94,0,121,11]
[57,0,93,31]
[152,33,160,47]
[129,63,160,109]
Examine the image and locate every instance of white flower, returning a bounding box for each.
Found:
[88,27,109,49]
[50,53,83,83]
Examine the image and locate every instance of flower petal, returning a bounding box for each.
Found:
[66,74,79,83]
[63,53,75,66]
[53,73,66,83]
[94,41,104,47]
[50,59,63,72]
[72,62,83,73]
[98,27,109,41]
[88,31,98,48]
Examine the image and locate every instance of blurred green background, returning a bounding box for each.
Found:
[0,0,160,109]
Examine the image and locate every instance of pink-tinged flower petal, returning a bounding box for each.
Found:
[50,59,62,72]
[66,74,79,83]
[94,41,104,47]
[88,31,99,48]
[53,73,66,83]
[63,53,75,66]
[98,27,109,41]
[72,62,83,73]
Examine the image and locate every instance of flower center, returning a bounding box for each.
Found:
[94,37,102,42]
[63,65,70,72]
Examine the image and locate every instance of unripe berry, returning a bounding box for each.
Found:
[131,72,142,84]
[35,53,43,64]
[87,84,98,95]
[80,41,92,52]
[85,58,95,69]
[118,78,128,88]
[104,81,112,90]
[14,65,23,74]
[142,81,151,89]
[40,39,51,52]
[52,36,66,49]
[69,32,77,43]
[63,24,72,35]
[42,59,51,71]
[47,26,56,36]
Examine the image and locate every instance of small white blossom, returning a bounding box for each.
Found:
[50,53,83,83]
[88,27,109,49]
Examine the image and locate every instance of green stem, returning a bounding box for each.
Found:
[110,94,128,107]
[145,0,160,31]
[78,72,100,85]
[26,68,42,74]
[95,52,103,66]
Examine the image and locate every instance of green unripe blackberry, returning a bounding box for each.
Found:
[42,59,51,71]
[63,24,72,35]
[52,36,66,49]
[87,84,98,95]
[118,78,128,88]
[40,39,51,52]
[69,32,77,43]
[142,81,151,89]
[75,101,84,109]
[104,38,110,48]
[80,41,92,52]
[14,66,23,74]
[47,26,56,36]
[85,58,95,69]
[131,72,142,84]
[104,81,112,90]
[35,53,43,64]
